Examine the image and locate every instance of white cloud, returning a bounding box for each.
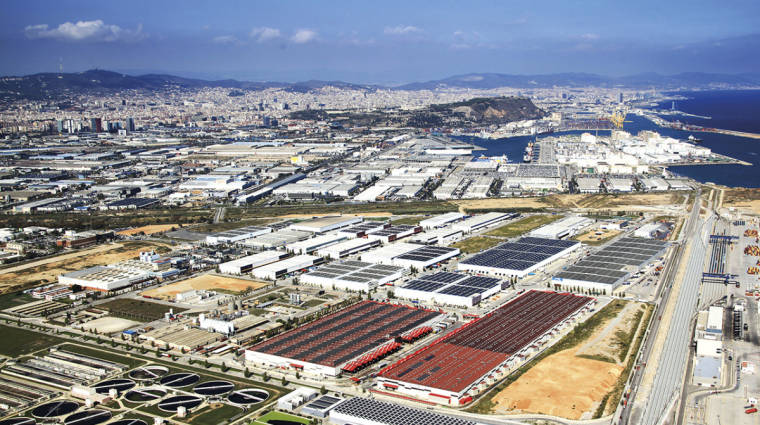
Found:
[250,27,281,42]
[384,25,422,35]
[580,33,600,40]
[212,35,238,45]
[24,20,144,42]
[291,29,317,44]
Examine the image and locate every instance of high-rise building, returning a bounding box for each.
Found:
[126,117,135,132]
[90,118,102,133]
[56,120,64,133]
[619,92,624,103]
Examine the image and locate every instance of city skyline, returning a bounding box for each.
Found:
[2,0,759,84]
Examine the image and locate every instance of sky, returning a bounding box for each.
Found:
[2,0,759,84]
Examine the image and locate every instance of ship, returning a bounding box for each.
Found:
[687,135,702,143]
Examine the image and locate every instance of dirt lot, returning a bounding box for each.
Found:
[141,274,268,300]
[455,192,684,213]
[492,349,623,419]
[0,241,172,295]
[574,229,621,245]
[491,301,645,419]
[80,316,140,333]
[117,224,180,236]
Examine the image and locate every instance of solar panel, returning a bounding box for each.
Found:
[404,280,446,292]
[438,285,482,297]
[419,272,464,284]
[457,276,501,289]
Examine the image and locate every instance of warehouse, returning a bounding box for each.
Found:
[329,397,483,425]
[286,233,347,254]
[301,260,405,292]
[218,251,287,275]
[59,265,153,291]
[360,243,421,265]
[419,212,466,229]
[392,245,460,270]
[528,215,593,239]
[289,216,362,233]
[409,227,463,246]
[337,222,389,239]
[246,300,442,376]
[377,290,594,405]
[206,226,271,245]
[366,225,422,243]
[452,212,519,234]
[240,229,311,249]
[552,237,668,292]
[317,238,381,259]
[252,255,322,280]
[395,272,504,307]
[458,237,580,278]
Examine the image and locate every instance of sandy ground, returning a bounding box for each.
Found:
[454,193,682,214]
[117,224,180,236]
[492,349,623,419]
[0,242,170,294]
[454,197,550,212]
[725,200,760,215]
[574,229,622,244]
[80,316,140,333]
[491,302,644,419]
[141,274,268,299]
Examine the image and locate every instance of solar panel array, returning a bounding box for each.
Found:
[331,397,479,425]
[460,237,579,272]
[554,237,667,285]
[395,246,459,263]
[368,224,418,237]
[401,271,502,300]
[304,261,404,284]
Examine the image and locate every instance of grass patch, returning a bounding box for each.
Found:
[0,292,37,310]
[56,343,146,368]
[450,236,501,254]
[485,214,561,238]
[0,324,65,356]
[466,299,628,414]
[188,403,242,425]
[302,299,329,308]
[595,304,653,418]
[391,215,423,225]
[98,299,187,322]
[254,411,311,425]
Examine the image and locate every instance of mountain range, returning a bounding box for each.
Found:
[1,69,759,100]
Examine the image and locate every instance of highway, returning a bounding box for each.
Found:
[637,195,712,425]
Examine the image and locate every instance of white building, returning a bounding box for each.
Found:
[286,233,348,254]
[419,212,466,229]
[252,255,321,280]
[451,212,517,234]
[218,251,286,275]
[289,216,362,233]
[528,215,592,240]
[316,238,381,259]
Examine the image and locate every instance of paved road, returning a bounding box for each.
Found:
[638,208,713,425]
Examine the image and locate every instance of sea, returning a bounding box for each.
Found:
[457,90,760,188]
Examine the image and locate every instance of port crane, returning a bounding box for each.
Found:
[610,109,632,129]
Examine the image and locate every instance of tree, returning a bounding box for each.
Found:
[281,376,287,386]
[320,385,327,395]
[262,372,270,382]
[244,368,252,378]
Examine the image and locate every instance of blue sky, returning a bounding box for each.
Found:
[2,0,759,84]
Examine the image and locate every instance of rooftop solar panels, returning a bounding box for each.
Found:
[331,397,479,425]
[459,237,580,275]
[554,237,667,287]
[396,272,502,306]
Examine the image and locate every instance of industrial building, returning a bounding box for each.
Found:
[316,238,381,259]
[301,261,405,292]
[337,222,389,239]
[391,245,460,270]
[251,255,321,280]
[458,237,580,278]
[419,212,466,229]
[286,233,347,254]
[528,215,592,239]
[289,216,362,233]
[395,272,504,307]
[409,227,463,246]
[452,212,518,234]
[377,290,594,405]
[239,229,311,248]
[246,301,442,376]
[218,251,287,275]
[58,265,153,291]
[206,226,271,245]
[366,225,422,243]
[360,243,423,266]
[553,237,668,292]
